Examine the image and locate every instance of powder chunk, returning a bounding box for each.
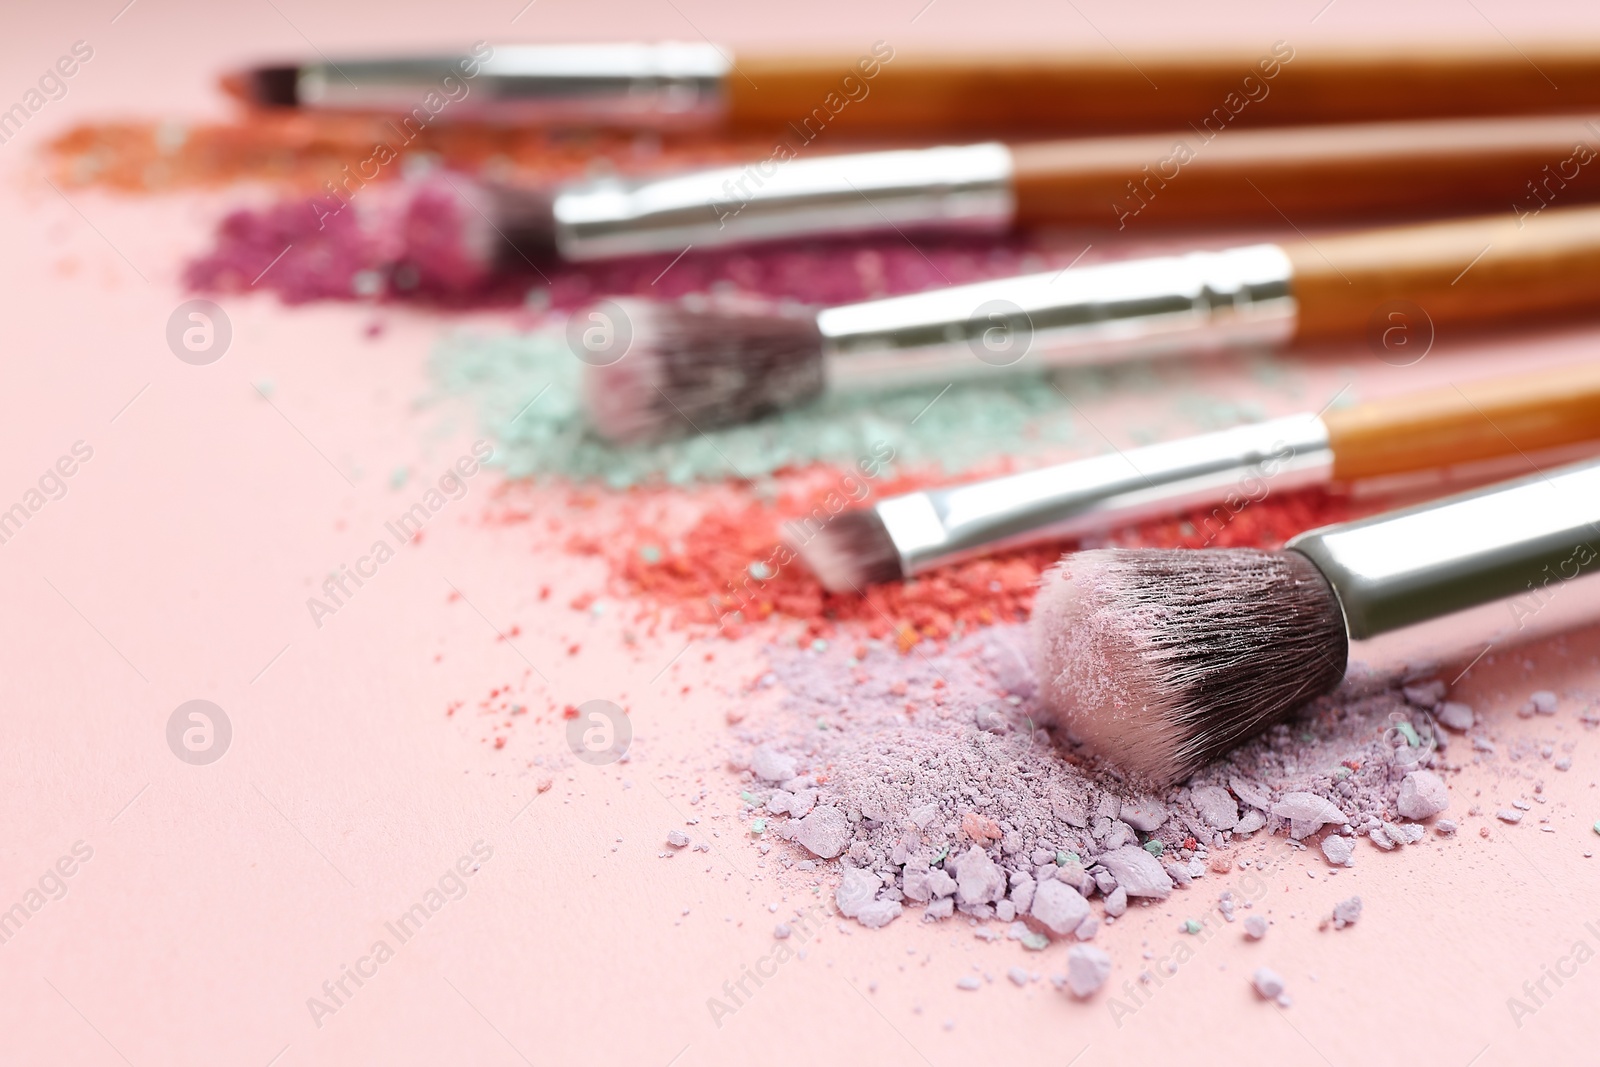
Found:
[956,976,981,991]
[751,746,798,783]
[836,867,880,918]
[1436,702,1474,731]
[1243,915,1268,940]
[1396,770,1450,820]
[1331,896,1362,929]
[1120,798,1168,832]
[1252,967,1287,1000]
[1230,777,1273,811]
[665,830,690,848]
[1103,886,1128,918]
[953,847,1006,905]
[1097,845,1173,900]
[855,899,903,929]
[1403,681,1446,708]
[1075,916,1099,941]
[1030,879,1092,936]
[1496,809,1523,824]
[1190,785,1239,830]
[1320,834,1355,867]
[1065,945,1112,998]
[794,806,850,859]
[1234,810,1267,835]
[1529,690,1558,715]
[1271,792,1348,839]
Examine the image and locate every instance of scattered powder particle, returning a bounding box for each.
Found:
[1182,919,1203,935]
[1529,690,1559,715]
[666,830,690,849]
[1396,770,1450,820]
[1497,809,1525,825]
[1030,879,1091,936]
[1436,702,1475,731]
[794,806,850,859]
[751,746,798,783]
[774,923,792,939]
[1330,896,1363,929]
[1244,915,1269,940]
[1252,967,1289,1004]
[1271,793,1348,840]
[1099,845,1174,900]
[1191,785,1240,830]
[1007,966,1031,987]
[1436,820,1458,836]
[1103,887,1129,918]
[1120,798,1168,832]
[956,976,982,991]
[1321,835,1355,867]
[1065,945,1113,998]
[836,868,881,919]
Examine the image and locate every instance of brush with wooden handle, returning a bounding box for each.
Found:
[486,114,1600,261]
[227,40,1600,137]
[793,361,1600,592]
[576,203,1600,442]
[1032,455,1600,786]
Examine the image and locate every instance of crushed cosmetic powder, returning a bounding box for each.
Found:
[730,624,1463,942]
[575,481,1362,642]
[431,327,1082,488]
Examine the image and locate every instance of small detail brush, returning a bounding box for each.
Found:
[494,115,1600,261]
[577,204,1600,441]
[228,41,1600,138]
[1031,457,1600,786]
[793,361,1600,593]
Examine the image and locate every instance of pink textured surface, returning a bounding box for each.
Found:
[6,3,1600,1066]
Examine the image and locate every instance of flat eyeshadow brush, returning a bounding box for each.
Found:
[794,362,1600,594]
[576,203,1600,442]
[490,114,1600,261]
[228,41,1600,138]
[1031,456,1600,786]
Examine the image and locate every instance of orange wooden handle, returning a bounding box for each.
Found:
[728,44,1600,138]
[1009,115,1600,229]
[1286,204,1600,343]
[1323,361,1600,481]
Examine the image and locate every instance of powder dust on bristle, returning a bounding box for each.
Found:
[732,624,1456,930]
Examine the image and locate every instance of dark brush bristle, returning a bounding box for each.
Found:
[482,183,559,269]
[1032,547,1348,786]
[790,507,904,593]
[581,300,826,443]
[247,66,301,107]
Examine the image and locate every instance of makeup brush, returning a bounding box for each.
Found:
[576,203,1600,442]
[793,361,1600,593]
[1031,456,1600,786]
[492,114,1600,261]
[227,41,1600,137]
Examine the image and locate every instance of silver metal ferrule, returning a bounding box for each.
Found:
[879,414,1333,576]
[1288,458,1600,677]
[551,144,1016,260]
[296,43,730,125]
[815,244,1297,391]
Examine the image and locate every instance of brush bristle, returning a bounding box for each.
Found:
[243,65,300,107]
[790,507,903,593]
[481,183,559,268]
[1032,547,1347,786]
[581,300,826,443]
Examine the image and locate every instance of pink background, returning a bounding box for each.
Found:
[5,2,1600,1064]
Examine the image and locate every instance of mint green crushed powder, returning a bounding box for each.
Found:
[426,327,1087,487]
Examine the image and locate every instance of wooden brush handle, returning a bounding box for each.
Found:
[1323,362,1600,481]
[729,44,1600,138]
[1009,116,1600,229]
[1286,204,1600,343]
